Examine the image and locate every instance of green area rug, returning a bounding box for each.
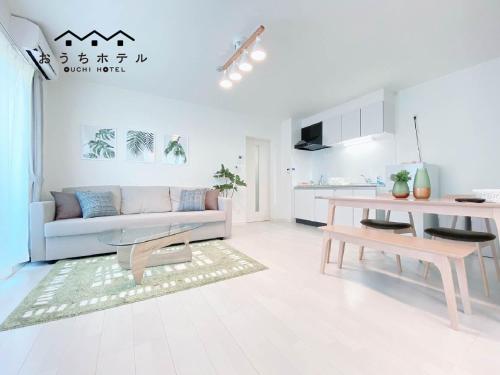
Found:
[0,240,266,331]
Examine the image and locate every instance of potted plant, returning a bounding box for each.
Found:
[213,164,246,198]
[391,170,411,199]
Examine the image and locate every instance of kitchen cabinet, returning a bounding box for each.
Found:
[294,189,315,221]
[361,101,384,137]
[322,115,342,145]
[352,189,377,227]
[341,110,361,141]
[314,189,334,223]
[295,187,376,225]
[332,189,353,225]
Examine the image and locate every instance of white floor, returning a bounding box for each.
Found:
[1,221,500,375]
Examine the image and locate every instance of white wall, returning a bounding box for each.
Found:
[303,56,500,193]
[396,56,500,195]
[43,79,282,223]
[0,0,10,30]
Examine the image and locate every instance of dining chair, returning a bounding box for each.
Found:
[423,216,500,297]
[358,210,417,272]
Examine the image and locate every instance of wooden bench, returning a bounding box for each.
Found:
[320,225,476,330]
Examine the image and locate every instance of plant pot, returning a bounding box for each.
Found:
[392,181,410,199]
[413,167,431,199]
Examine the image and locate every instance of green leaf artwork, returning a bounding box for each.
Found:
[164,135,188,165]
[81,126,116,160]
[126,130,155,162]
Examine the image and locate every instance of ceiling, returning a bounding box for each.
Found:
[8,0,500,119]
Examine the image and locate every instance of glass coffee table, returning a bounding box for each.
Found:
[98,223,202,285]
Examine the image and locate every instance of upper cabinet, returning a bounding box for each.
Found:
[298,89,395,148]
[322,115,342,145]
[361,101,384,137]
[360,100,395,137]
[341,109,361,141]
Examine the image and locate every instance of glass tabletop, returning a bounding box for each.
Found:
[97,223,202,246]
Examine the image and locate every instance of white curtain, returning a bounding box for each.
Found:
[0,29,35,278]
[31,72,44,202]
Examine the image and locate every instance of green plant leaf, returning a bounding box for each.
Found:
[127,131,154,156]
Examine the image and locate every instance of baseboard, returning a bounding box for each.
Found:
[295,218,325,227]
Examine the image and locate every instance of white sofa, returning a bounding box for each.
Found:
[29,185,232,261]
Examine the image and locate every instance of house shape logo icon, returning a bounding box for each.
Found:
[54,30,135,47]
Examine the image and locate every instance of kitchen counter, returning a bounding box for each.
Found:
[294,184,378,189]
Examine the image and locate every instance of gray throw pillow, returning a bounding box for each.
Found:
[75,191,118,219]
[205,189,219,210]
[178,189,207,212]
[51,191,82,220]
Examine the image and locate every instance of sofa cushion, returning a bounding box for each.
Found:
[75,191,118,219]
[205,189,219,210]
[51,191,82,220]
[63,185,121,213]
[121,186,171,214]
[170,186,205,211]
[179,189,207,211]
[44,210,225,237]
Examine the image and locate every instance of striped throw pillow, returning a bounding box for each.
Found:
[75,191,118,219]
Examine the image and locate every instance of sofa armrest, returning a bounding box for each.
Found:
[29,201,55,261]
[218,197,232,238]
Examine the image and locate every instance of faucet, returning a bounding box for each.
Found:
[318,175,326,185]
[360,174,372,184]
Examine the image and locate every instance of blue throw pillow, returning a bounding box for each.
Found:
[75,191,118,219]
[178,189,207,211]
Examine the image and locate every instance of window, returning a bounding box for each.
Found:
[0,30,34,277]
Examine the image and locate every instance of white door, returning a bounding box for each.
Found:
[246,137,271,222]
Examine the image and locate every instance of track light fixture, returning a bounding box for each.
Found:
[228,63,242,81]
[250,37,266,61]
[238,50,253,72]
[219,70,232,89]
[217,25,266,89]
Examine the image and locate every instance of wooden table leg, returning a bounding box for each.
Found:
[454,258,472,314]
[326,200,336,264]
[435,258,459,330]
[358,208,369,261]
[130,241,157,285]
[337,241,346,269]
[320,233,332,274]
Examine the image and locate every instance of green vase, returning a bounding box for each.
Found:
[413,167,431,199]
[392,181,410,199]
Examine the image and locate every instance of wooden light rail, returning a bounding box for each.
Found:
[218,25,265,72]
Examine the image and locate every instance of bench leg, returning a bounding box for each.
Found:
[435,258,459,330]
[395,255,403,273]
[358,247,364,261]
[454,258,472,314]
[423,262,431,279]
[338,241,346,269]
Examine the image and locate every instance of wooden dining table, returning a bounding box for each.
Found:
[322,194,500,276]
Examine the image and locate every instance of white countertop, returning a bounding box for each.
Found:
[294,184,378,189]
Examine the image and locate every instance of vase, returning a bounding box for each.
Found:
[392,181,410,199]
[413,167,431,199]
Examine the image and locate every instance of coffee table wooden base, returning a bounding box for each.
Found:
[116,231,192,285]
